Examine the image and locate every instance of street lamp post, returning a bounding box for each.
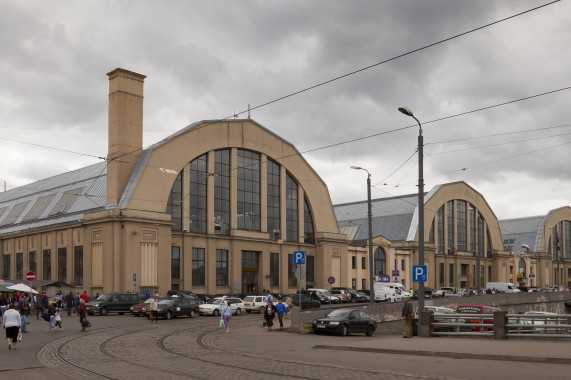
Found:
[351,166,375,305]
[398,107,425,314]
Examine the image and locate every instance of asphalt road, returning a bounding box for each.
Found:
[2,311,570,379]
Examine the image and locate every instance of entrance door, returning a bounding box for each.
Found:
[242,271,258,293]
[242,251,259,293]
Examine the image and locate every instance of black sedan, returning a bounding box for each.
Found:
[313,309,377,336]
[150,297,199,320]
[290,294,321,309]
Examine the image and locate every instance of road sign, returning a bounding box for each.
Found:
[374,275,390,282]
[328,276,335,285]
[413,265,427,282]
[293,251,306,265]
[25,272,36,281]
[133,273,137,282]
[294,266,306,280]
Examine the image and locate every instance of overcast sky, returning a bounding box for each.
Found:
[1,0,569,221]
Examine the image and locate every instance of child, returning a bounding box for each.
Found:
[54,307,63,330]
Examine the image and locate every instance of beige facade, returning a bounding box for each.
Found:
[343,182,571,291]
[0,68,348,296]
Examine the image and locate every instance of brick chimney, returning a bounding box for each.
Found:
[106,68,146,206]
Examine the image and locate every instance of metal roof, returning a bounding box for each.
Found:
[499,215,547,253]
[0,162,107,236]
[335,192,420,244]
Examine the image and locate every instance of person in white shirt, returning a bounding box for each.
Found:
[3,303,22,350]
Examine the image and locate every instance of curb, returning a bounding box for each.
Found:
[313,345,571,365]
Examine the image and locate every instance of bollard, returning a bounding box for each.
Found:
[493,310,507,340]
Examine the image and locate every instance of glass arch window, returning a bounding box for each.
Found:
[214,149,231,235]
[303,198,314,244]
[374,247,386,275]
[518,258,526,277]
[237,149,260,231]
[166,171,182,231]
[190,154,208,233]
[286,173,298,242]
[267,159,281,240]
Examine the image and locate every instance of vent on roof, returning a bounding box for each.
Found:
[0,201,30,226]
[22,194,56,222]
[47,187,85,217]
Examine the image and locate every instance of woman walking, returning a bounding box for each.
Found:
[3,303,21,350]
[221,300,232,333]
[263,300,276,332]
[77,299,87,331]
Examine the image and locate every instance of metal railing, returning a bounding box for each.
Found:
[429,313,494,336]
[506,314,571,337]
[425,312,571,338]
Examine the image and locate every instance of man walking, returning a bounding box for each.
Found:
[65,291,74,316]
[401,296,413,338]
[275,299,288,328]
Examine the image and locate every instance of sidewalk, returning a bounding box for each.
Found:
[219,316,571,365]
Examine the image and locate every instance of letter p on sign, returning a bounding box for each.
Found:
[413,265,427,282]
[294,251,305,265]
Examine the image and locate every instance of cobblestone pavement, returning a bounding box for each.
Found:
[37,314,464,380]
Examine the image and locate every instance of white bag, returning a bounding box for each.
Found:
[219,319,225,328]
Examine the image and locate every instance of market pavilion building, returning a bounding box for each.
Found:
[335,182,571,291]
[0,68,348,296]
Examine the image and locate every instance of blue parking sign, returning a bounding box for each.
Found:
[293,251,305,265]
[412,265,427,282]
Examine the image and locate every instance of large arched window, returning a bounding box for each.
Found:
[374,247,386,275]
[286,173,298,242]
[303,198,314,244]
[518,258,526,277]
[189,154,208,233]
[166,172,182,231]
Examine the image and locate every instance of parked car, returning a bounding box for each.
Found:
[412,306,463,335]
[243,295,270,313]
[313,309,377,336]
[198,297,245,316]
[433,289,456,298]
[304,290,329,304]
[331,289,351,303]
[456,304,501,332]
[149,297,199,320]
[130,298,154,316]
[195,294,215,303]
[167,290,204,304]
[309,289,341,304]
[86,293,141,316]
[290,294,321,309]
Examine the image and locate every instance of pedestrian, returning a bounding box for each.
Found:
[47,302,57,331]
[18,296,31,333]
[80,291,89,303]
[55,291,63,308]
[3,303,21,350]
[54,307,63,330]
[73,292,80,313]
[275,298,288,328]
[263,300,276,332]
[65,291,74,316]
[221,300,232,333]
[77,299,87,331]
[401,296,413,338]
[150,295,158,322]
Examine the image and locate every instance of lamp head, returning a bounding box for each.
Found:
[521,244,529,250]
[398,107,414,117]
[350,166,362,170]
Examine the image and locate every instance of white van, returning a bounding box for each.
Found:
[485,282,521,293]
[373,282,404,302]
